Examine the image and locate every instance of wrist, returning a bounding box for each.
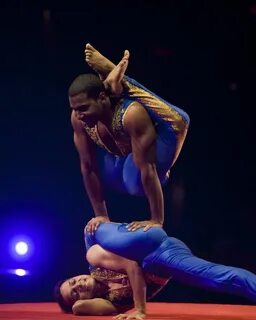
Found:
[151,218,163,225]
[95,214,109,220]
[135,305,146,314]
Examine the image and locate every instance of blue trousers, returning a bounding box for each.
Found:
[85,223,256,302]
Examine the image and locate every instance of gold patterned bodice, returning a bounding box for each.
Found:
[90,267,133,312]
[122,77,189,166]
[90,267,171,312]
[82,100,132,156]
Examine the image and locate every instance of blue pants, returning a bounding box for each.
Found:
[85,223,256,302]
[97,131,175,196]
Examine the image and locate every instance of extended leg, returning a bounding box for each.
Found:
[143,237,256,302]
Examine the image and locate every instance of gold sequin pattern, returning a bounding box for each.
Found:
[123,79,189,165]
[111,101,132,155]
[91,268,133,311]
[90,267,171,308]
[91,267,130,283]
[82,101,132,156]
[83,124,113,154]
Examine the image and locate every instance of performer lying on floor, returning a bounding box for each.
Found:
[55,223,256,319]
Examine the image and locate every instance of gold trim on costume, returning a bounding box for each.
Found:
[123,79,189,165]
[82,101,132,156]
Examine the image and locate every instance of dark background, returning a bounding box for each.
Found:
[0,0,255,305]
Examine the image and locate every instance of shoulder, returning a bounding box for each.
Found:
[71,111,88,137]
[123,101,153,134]
[71,111,83,133]
[124,101,147,118]
[86,244,109,265]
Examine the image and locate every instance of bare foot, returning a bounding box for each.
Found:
[84,43,116,80]
[105,50,130,96]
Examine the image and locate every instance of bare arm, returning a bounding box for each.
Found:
[71,112,109,221]
[87,244,146,316]
[72,298,117,315]
[124,103,164,227]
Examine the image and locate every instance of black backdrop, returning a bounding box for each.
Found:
[0,1,255,304]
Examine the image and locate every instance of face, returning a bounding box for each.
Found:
[60,274,97,306]
[69,92,109,127]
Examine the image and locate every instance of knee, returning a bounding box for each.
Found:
[232,268,254,284]
[123,176,145,196]
[223,267,252,287]
[183,111,190,125]
[123,156,145,196]
[84,224,96,249]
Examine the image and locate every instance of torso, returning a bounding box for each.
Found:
[91,267,133,312]
[90,267,170,312]
[82,98,135,156]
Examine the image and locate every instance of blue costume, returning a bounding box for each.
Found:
[85,223,256,303]
[82,76,190,196]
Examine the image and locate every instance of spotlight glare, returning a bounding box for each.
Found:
[15,241,28,255]
[9,236,34,261]
[15,269,27,276]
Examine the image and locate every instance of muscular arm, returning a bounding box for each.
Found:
[72,298,117,315]
[71,112,109,219]
[124,103,164,225]
[87,244,146,315]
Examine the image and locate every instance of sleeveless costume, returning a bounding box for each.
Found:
[90,267,170,312]
[85,223,256,303]
[82,76,190,196]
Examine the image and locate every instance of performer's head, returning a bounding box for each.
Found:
[54,274,101,313]
[68,74,111,127]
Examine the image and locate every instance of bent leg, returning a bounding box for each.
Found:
[123,76,190,125]
[101,140,175,196]
[97,138,175,196]
[85,222,168,263]
[122,76,189,167]
[121,135,176,196]
[143,237,256,302]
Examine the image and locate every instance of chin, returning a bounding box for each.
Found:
[84,119,97,128]
[87,122,97,128]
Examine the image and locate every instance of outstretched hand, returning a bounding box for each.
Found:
[113,310,146,320]
[85,216,110,234]
[127,220,163,232]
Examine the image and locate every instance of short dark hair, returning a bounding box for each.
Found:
[54,279,73,313]
[68,73,105,99]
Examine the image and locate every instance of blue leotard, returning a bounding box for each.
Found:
[85,223,256,303]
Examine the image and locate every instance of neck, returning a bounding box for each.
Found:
[100,103,116,129]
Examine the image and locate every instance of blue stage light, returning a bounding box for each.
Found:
[9,236,34,261]
[15,241,28,255]
[14,268,28,276]
[3,268,30,276]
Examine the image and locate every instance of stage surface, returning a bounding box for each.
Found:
[0,302,256,320]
